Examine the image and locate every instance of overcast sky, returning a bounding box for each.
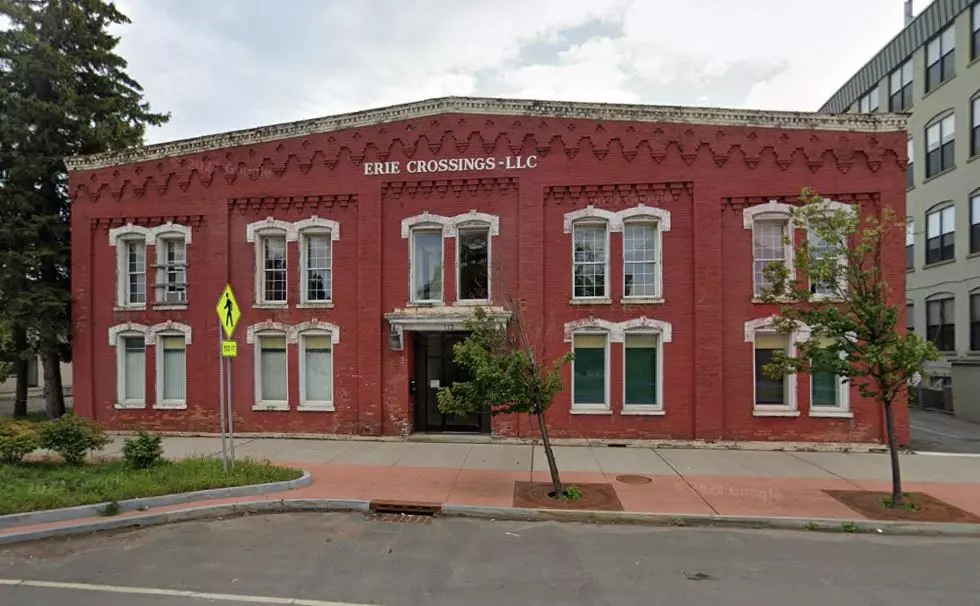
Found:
[109,0,933,144]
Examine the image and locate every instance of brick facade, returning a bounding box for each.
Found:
[66,97,910,444]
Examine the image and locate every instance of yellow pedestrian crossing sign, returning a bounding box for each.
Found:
[216,284,241,339]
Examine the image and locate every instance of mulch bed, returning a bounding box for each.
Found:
[823,490,980,523]
[513,481,624,511]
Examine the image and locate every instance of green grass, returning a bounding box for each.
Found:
[0,457,303,516]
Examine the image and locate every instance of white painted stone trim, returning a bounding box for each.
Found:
[619,204,671,233]
[108,322,150,346]
[451,210,500,236]
[401,211,499,238]
[742,200,794,230]
[246,217,298,242]
[743,316,811,343]
[294,215,340,241]
[291,320,341,344]
[108,223,152,245]
[246,320,295,344]
[563,206,620,233]
[109,222,193,246]
[563,316,673,343]
[148,321,193,346]
[619,317,673,343]
[401,212,453,238]
[811,198,855,216]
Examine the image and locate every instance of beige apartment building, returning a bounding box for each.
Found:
[821,0,980,421]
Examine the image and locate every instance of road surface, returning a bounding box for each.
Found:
[910,407,980,454]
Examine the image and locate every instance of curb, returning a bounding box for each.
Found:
[2,498,979,546]
[0,471,312,531]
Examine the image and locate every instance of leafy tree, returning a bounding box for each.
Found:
[437,299,573,496]
[760,188,938,508]
[0,0,169,417]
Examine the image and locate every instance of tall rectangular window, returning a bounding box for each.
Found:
[261,236,287,303]
[624,333,658,408]
[301,334,333,406]
[859,87,879,113]
[160,336,186,403]
[623,223,658,298]
[752,220,787,297]
[26,356,38,388]
[572,333,607,408]
[927,298,955,352]
[412,229,443,302]
[303,234,332,303]
[972,194,980,254]
[971,294,980,351]
[126,240,146,304]
[811,368,839,408]
[926,206,955,264]
[807,230,835,296]
[572,223,608,298]
[973,3,980,59]
[972,97,980,158]
[907,302,915,333]
[457,228,489,301]
[122,336,145,404]
[906,221,915,270]
[258,335,287,404]
[754,333,787,406]
[926,115,955,178]
[926,26,955,92]
[158,238,187,304]
[907,137,914,189]
[889,60,913,112]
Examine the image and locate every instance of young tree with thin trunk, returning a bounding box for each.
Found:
[760,188,938,508]
[436,298,573,496]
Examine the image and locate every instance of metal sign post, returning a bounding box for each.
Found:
[216,284,241,471]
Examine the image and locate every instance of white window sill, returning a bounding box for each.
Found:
[153,401,187,410]
[153,304,188,311]
[298,403,335,412]
[752,408,800,417]
[114,305,147,312]
[453,299,492,307]
[751,297,793,305]
[252,402,289,411]
[569,298,612,305]
[114,402,146,410]
[407,301,444,308]
[621,407,665,416]
[297,302,334,309]
[809,409,853,418]
[253,303,288,310]
[621,297,664,305]
[570,406,612,415]
[809,294,844,303]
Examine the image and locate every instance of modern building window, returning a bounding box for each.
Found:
[156,237,187,304]
[927,297,955,352]
[752,219,789,297]
[26,356,38,388]
[125,239,147,305]
[906,137,914,189]
[754,332,789,408]
[623,333,659,409]
[858,87,879,113]
[972,96,980,158]
[906,221,915,270]
[572,222,608,299]
[907,302,915,333]
[301,232,332,303]
[256,334,288,407]
[300,333,333,409]
[972,193,980,254]
[889,60,913,112]
[158,335,186,407]
[411,228,444,302]
[572,333,608,410]
[925,26,955,92]
[259,235,287,303]
[973,3,980,60]
[457,227,490,301]
[971,293,980,351]
[925,205,955,264]
[119,335,146,407]
[623,222,659,298]
[925,114,955,178]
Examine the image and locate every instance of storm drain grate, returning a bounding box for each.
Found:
[369,500,440,517]
[372,512,434,524]
[616,474,652,485]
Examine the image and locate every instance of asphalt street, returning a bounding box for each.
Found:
[909,407,980,454]
[1,512,978,606]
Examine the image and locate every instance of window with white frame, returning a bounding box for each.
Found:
[925,26,955,92]
[571,332,608,410]
[457,226,490,301]
[858,87,879,113]
[411,228,444,302]
[301,231,332,303]
[156,237,187,304]
[300,333,333,409]
[119,334,146,407]
[753,331,792,411]
[972,96,980,158]
[907,137,915,189]
[807,229,834,297]
[157,335,186,407]
[123,238,147,306]
[809,339,849,415]
[752,220,789,297]
[889,60,913,112]
[906,221,915,270]
[623,222,659,298]
[623,332,660,410]
[926,204,955,264]
[256,334,288,407]
[572,222,608,299]
[971,192,980,254]
[260,234,287,303]
[926,114,955,178]
[973,2,980,60]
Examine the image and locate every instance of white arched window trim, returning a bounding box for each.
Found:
[249,322,291,412]
[296,217,339,307]
[109,224,150,309]
[296,326,337,412]
[744,200,796,300]
[109,323,150,410]
[744,316,808,416]
[152,322,191,411]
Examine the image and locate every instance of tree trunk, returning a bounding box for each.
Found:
[883,399,902,508]
[12,327,28,418]
[41,347,65,418]
[535,411,563,496]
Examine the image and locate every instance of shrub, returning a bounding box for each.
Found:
[122,432,164,469]
[38,414,109,465]
[0,418,40,464]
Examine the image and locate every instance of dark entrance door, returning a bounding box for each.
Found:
[412,332,489,433]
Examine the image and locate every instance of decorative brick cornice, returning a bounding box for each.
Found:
[66,96,906,171]
[381,177,517,199]
[563,316,673,343]
[545,182,691,207]
[228,194,356,213]
[91,215,206,232]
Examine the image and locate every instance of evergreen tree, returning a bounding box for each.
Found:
[0,0,169,417]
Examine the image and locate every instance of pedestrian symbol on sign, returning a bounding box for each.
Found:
[214,284,241,339]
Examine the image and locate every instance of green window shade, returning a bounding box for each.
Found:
[573,334,606,404]
[811,371,838,407]
[625,334,657,405]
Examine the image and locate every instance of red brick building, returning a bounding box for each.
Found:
[65,97,909,444]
